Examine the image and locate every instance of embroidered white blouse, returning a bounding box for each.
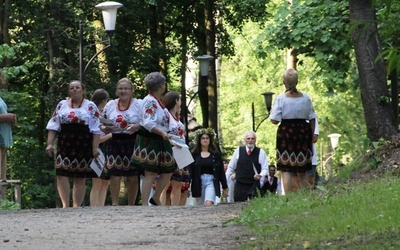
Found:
[46,99,101,134]
[102,98,141,130]
[139,94,169,133]
[167,111,185,139]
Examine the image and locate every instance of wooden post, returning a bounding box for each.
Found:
[0,180,22,206]
[0,181,7,200]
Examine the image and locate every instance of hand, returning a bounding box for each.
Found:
[231,173,236,181]
[11,113,17,125]
[254,174,262,181]
[100,125,114,134]
[126,124,140,134]
[162,131,169,140]
[45,144,53,157]
[4,113,17,125]
[222,188,229,198]
[92,148,100,158]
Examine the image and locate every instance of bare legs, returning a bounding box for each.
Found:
[152,173,172,205]
[282,172,310,194]
[57,176,70,208]
[141,171,157,206]
[90,178,109,206]
[109,175,138,206]
[160,185,170,206]
[142,171,172,206]
[109,176,121,205]
[170,180,182,206]
[126,176,139,205]
[0,147,7,181]
[180,190,188,206]
[161,180,184,206]
[72,178,86,207]
[281,172,292,194]
[57,176,86,208]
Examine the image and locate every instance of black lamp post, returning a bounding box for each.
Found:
[79,1,123,84]
[252,91,275,132]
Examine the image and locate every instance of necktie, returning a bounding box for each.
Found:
[247,149,251,155]
[270,177,273,184]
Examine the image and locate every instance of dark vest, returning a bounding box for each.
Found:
[265,176,278,193]
[236,146,261,184]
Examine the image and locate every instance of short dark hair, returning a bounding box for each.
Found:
[91,89,109,106]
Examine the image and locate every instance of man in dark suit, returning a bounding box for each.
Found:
[225,130,269,202]
[260,165,279,196]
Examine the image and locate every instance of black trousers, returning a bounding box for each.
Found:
[234,181,260,202]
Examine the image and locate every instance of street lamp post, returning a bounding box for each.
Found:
[79,1,123,84]
[324,133,342,177]
[195,55,214,128]
[252,92,275,132]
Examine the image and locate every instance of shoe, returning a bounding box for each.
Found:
[149,198,158,206]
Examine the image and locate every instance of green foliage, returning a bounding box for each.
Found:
[376,1,400,76]
[0,89,56,209]
[0,199,20,211]
[219,0,270,30]
[233,176,400,249]
[0,43,34,78]
[263,0,355,90]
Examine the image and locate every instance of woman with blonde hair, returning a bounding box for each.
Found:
[269,68,316,193]
[101,78,142,205]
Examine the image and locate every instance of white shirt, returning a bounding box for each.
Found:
[269,93,316,121]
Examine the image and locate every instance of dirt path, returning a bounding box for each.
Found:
[0,203,248,250]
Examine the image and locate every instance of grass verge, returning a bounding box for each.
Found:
[231,175,400,249]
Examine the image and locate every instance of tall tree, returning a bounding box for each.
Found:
[349,0,397,140]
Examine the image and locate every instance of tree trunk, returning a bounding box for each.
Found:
[0,0,10,89]
[156,1,168,89]
[205,0,218,134]
[196,2,208,128]
[349,0,398,141]
[180,6,189,144]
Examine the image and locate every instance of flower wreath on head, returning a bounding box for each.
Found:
[194,127,217,142]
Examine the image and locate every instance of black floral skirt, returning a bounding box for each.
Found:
[106,133,141,176]
[276,119,313,173]
[55,124,97,178]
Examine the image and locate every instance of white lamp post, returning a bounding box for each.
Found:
[95,1,123,35]
[196,55,214,76]
[79,1,123,84]
[325,133,342,177]
[328,133,342,149]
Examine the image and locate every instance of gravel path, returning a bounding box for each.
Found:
[0,202,248,250]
